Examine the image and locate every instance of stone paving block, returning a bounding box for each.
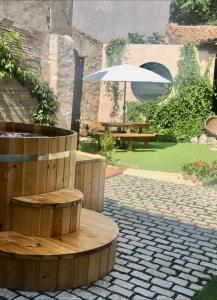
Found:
[134,287,156,299]
[179,273,198,283]
[151,285,175,298]
[88,286,111,298]
[54,292,80,299]
[72,289,97,300]
[113,264,131,273]
[146,268,167,278]
[151,278,173,289]
[108,285,134,298]
[131,270,152,281]
[172,285,195,297]
[113,279,135,290]
[167,276,188,287]
[154,258,172,268]
[130,278,151,289]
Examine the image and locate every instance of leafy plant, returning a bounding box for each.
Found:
[128,33,147,44]
[127,43,215,142]
[105,37,127,67]
[170,0,217,25]
[99,132,116,161]
[182,160,217,184]
[128,32,165,44]
[0,31,59,125]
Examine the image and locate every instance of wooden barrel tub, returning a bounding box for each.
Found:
[0,122,77,230]
[205,116,217,138]
[0,122,118,291]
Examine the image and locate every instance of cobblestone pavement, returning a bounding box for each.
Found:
[1,174,217,300]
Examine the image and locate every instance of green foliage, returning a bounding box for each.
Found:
[105,37,127,67]
[128,32,165,44]
[146,32,166,44]
[127,43,215,142]
[0,31,59,125]
[99,132,116,160]
[170,0,217,25]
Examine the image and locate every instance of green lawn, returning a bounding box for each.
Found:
[192,278,217,300]
[112,142,217,173]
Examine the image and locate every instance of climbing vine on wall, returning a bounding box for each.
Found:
[0,31,59,126]
[105,38,126,117]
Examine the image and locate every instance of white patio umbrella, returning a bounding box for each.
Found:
[83,64,171,121]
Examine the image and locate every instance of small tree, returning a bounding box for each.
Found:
[170,0,217,25]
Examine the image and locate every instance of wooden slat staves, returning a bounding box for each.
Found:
[69,134,77,188]
[63,136,72,188]
[73,255,89,288]
[57,255,74,290]
[38,258,58,291]
[83,162,92,209]
[56,136,66,190]
[99,247,110,278]
[88,251,101,282]
[108,241,117,272]
[11,205,31,235]
[75,152,106,212]
[47,138,59,192]
[98,160,106,211]
[90,161,101,211]
[36,139,49,194]
[22,138,38,196]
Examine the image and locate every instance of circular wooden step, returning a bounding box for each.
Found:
[0,209,118,291]
[9,188,83,237]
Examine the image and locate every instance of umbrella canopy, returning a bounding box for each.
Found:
[83,64,171,83]
[83,64,171,121]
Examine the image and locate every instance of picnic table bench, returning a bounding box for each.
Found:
[88,122,163,151]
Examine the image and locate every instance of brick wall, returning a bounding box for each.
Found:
[0,79,38,123]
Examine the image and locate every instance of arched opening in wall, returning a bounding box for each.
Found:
[131,62,173,101]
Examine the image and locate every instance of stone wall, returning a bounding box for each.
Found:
[0,0,73,35]
[71,28,103,123]
[0,79,38,123]
[49,34,75,128]
[0,1,103,128]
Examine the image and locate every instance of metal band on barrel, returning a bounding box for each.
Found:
[0,150,75,163]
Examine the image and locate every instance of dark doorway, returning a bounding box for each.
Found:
[71,55,85,133]
[213,54,217,114]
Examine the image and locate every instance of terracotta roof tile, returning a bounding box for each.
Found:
[166,23,217,45]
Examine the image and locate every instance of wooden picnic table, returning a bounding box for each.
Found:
[100,122,149,134]
[99,122,154,151]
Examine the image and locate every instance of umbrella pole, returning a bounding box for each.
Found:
[123,81,127,122]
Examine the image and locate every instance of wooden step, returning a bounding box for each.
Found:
[9,188,83,237]
[0,209,118,291]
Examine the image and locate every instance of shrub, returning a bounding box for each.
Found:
[99,132,116,161]
[126,43,215,142]
[182,160,217,183]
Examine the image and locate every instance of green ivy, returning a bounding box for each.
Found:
[128,32,165,44]
[0,31,59,126]
[127,43,215,142]
[105,32,165,115]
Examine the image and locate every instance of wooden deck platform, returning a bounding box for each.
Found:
[0,209,118,291]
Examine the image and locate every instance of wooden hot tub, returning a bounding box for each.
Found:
[0,121,118,291]
[0,121,77,230]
